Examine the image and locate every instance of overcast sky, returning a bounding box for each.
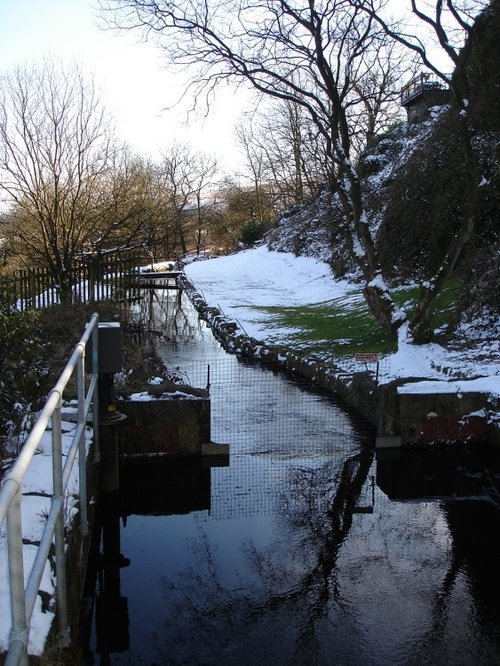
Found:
[0,0,250,173]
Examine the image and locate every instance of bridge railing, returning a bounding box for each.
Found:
[0,313,100,665]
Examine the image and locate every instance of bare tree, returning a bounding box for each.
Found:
[215,176,277,248]
[0,61,116,301]
[356,0,494,341]
[237,100,326,210]
[189,152,218,255]
[347,39,418,151]
[236,122,272,218]
[159,144,219,256]
[102,0,410,337]
[236,39,412,211]
[158,144,193,256]
[103,0,490,342]
[88,150,164,255]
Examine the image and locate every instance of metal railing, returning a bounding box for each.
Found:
[0,313,100,665]
[400,72,447,106]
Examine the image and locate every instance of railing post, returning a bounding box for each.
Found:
[51,397,70,647]
[6,488,29,666]
[77,351,89,537]
[92,317,100,462]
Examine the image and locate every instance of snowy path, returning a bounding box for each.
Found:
[185,247,500,398]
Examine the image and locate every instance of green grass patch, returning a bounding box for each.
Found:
[258,297,394,355]
[253,280,463,357]
[391,279,463,333]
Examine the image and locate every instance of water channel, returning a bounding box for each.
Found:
[85,286,500,665]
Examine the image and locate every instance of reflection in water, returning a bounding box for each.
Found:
[86,288,500,665]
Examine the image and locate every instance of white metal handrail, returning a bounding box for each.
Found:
[0,313,100,665]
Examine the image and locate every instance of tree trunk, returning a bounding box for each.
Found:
[363,281,405,337]
[332,173,407,340]
[410,95,480,343]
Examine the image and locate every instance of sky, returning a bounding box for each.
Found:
[0,0,457,178]
[0,0,469,178]
[0,0,250,174]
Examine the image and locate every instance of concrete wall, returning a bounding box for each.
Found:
[378,380,496,446]
[117,389,210,457]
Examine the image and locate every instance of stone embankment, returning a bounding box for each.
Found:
[181,276,498,448]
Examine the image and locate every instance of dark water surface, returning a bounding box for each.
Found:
[88,288,500,665]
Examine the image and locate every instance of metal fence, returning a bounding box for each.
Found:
[177,357,375,522]
[0,314,99,665]
[400,71,447,105]
[178,357,373,452]
[1,253,140,312]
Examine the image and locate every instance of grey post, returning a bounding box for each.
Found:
[52,394,70,647]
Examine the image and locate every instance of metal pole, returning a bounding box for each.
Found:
[78,352,89,537]
[51,397,70,647]
[92,316,100,462]
[6,488,28,666]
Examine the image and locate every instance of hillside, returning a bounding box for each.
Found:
[265,2,499,344]
[266,108,454,276]
[266,107,499,345]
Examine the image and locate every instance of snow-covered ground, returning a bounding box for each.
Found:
[0,422,93,656]
[185,246,500,399]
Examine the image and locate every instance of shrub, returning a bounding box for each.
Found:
[0,304,48,454]
[239,220,266,247]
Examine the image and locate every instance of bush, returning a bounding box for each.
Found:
[239,220,266,247]
[0,299,183,460]
[0,304,48,454]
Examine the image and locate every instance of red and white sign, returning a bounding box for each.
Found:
[355,352,379,363]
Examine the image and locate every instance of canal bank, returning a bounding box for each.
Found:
[181,275,499,447]
[5,276,497,663]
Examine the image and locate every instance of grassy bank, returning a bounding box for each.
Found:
[254,280,462,357]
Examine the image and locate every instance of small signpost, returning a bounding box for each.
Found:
[355,352,379,363]
[355,352,380,383]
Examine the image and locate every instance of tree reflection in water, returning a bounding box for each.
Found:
[153,448,374,665]
[129,287,204,347]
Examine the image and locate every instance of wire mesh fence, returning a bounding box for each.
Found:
[180,357,371,456]
[132,286,380,521]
